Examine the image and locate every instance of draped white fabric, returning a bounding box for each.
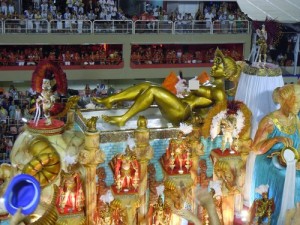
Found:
[277,159,296,225]
[235,72,284,138]
[243,151,257,207]
[235,72,284,207]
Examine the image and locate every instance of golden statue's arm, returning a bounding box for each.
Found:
[252,116,277,154]
[252,116,293,154]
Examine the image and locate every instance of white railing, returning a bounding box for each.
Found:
[1,19,250,34]
[212,20,250,34]
[49,19,93,34]
[174,20,210,34]
[4,19,49,33]
[134,20,173,34]
[93,20,133,34]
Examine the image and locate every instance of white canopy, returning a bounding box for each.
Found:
[237,0,300,23]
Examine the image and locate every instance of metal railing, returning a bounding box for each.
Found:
[0,19,250,34]
[94,20,133,34]
[49,19,93,34]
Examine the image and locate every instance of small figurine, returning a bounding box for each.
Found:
[256,24,268,64]
[112,145,140,192]
[249,184,275,225]
[151,195,171,225]
[220,114,237,152]
[100,205,115,225]
[34,78,56,125]
[56,166,85,214]
[163,123,193,174]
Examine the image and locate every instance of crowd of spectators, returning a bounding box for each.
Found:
[131,1,249,33]
[0,43,244,67]
[0,84,29,161]
[131,44,243,65]
[0,44,123,67]
[0,0,251,34]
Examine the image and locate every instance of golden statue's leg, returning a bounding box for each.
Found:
[92,82,153,108]
[101,86,185,126]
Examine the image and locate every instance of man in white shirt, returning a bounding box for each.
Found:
[204,10,214,32]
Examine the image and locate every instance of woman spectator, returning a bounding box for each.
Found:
[56,11,63,32]
[14,105,21,124]
[228,11,235,33]
[8,101,16,122]
[34,10,42,33]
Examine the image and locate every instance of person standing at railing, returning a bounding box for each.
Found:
[26,9,34,32]
[49,2,57,17]
[147,11,156,32]
[87,9,96,21]
[176,12,183,32]
[235,12,243,33]
[78,2,84,15]
[77,12,84,33]
[218,11,227,33]
[204,9,214,33]
[66,0,73,13]
[41,9,47,20]
[153,5,159,19]
[34,10,42,33]
[40,1,48,14]
[33,0,40,10]
[1,0,7,16]
[228,11,235,33]
[56,11,63,32]
[71,12,77,32]
[195,8,204,20]
[7,1,14,16]
[64,8,71,32]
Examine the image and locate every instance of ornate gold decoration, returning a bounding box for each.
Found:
[75,110,98,132]
[85,116,99,132]
[243,64,282,77]
[202,101,252,140]
[26,123,65,135]
[271,116,297,135]
[53,95,81,119]
[248,189,275,225]
[30,185,59,225]
[22,136,61,187]
[0,163,17,197]
[152,195,171,225]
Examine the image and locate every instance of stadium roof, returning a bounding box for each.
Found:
[237,0,300,23]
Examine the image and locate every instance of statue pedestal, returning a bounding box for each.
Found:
[211,148,244,225]
[221,194,235,225]
[57,212,85,225]
[27,119,65,135]
[111,188,139,225]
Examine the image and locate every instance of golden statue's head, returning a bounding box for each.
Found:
[212,48,241,82]
[272,84,300,116]
[137,115,148,129]
[214,160,234,185]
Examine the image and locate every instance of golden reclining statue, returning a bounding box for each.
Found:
[93,49,241,127]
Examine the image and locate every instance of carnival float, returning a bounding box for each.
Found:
[0,42,300,225]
